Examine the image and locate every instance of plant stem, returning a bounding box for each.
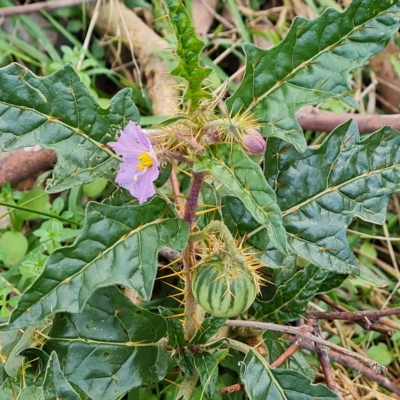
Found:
[0,201,83,227]
[182,172,205,340]
[183,172,205,227]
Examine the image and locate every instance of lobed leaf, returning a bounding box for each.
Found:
[226,0,400,152]
[2,196,189,330]
[2,324,48,378]
[164,0,212,112]
[0,328,27,380]
[0,63,138,192]
[42,352,80,400]
[176,349,194,377]
[194,143,287,253]
[266,120,400,274]
[44,286,168,400]
[317,273,348,293]
[241,350,338,400]
[190,316,226,345]
[257,264,328,323]
[159,307,185,348]
[193,352,219,400]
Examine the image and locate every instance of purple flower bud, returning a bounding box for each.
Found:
[242,129,266,155]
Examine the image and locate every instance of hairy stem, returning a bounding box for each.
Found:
[183,172,205,226]
[183,172,205,340]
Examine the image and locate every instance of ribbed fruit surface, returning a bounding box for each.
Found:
[192,260,257,318]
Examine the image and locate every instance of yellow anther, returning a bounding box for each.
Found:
[137,152,153,170]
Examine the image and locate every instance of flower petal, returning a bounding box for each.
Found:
[109,121,160,203]
[108,121,152,158]
[127,121,152,149]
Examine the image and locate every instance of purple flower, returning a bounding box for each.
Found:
[108,121,160,204]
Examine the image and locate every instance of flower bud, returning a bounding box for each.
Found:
[242,129,266,155]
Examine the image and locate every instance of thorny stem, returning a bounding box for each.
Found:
[182,172,205,340]
[183,172,205,227]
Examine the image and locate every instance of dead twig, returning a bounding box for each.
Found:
[307,319,338,394]
[305,307,400,321]
[296,106,400,133]
[87,1,178,116]
[224,319,387,374]
[219,383,244,395]
[297,339,400,396]
[0,0,97,17]
[270,339,301,368]
[0,148,56,187]
[316,294,393,336]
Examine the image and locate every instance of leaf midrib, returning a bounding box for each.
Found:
[198,153,284,250]
[47,337,160,346]
[244,5,394,115]
[14,215,171,322]
[0,99,121,161]
[281,162,400,218]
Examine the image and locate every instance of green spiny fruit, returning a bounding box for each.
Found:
[192,258,258,318]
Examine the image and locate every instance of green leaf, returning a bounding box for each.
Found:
[263,331,315,381]
[267,120,400,274]
[42,352,81,400]
[190,317,226,345]
[155,163,172,188]
[220,195,292,269]
[240,350,338,400]
[0,231,28,267]
[198,181,221,230]
[14,189,50,222]
[193,352,219,400]
[164,0,212,112]
[257,264,328,323]
[82,178,108,198]
[0,378,18,398]
[2,196,189,330]
[221,195,268,251]
[194,144,286,253]
[3,325,45,377]
[226,0,400,152]
[176,348,194,377]
[317,273,348,293]
[367,343,392,366]
[159,307,185,348]
[0,327,32,378]
[45,286,168,399]
[0,63,138,192]
[0,348,50,399]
